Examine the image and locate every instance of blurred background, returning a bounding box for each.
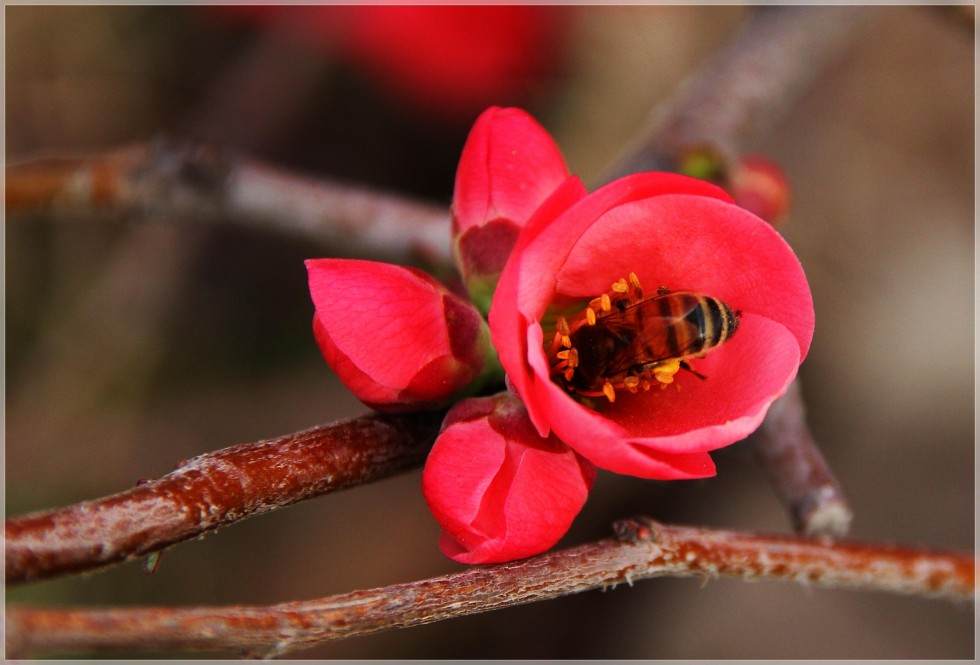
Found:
[5,5,974,659]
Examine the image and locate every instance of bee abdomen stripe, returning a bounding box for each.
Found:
[707,296,728,349]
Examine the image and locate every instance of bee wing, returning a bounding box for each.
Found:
[597,301,697,376]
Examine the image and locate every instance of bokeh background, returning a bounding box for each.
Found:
[5,5,974,659]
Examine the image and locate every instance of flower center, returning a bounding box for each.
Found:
[547,272,740,405]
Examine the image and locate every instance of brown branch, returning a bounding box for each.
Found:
[7,518,974,659]
[5,410,444,585]
[5,141,452,266]
[601,6,876,181]
[752,380,852,538]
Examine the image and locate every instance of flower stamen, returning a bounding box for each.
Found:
[628,271,644,298]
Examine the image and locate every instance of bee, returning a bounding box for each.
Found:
[550,274,740,403]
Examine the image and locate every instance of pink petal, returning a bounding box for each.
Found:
[422,394,595,563]
[306,258,488,411]
[452,106,570,237]
[525,316,800,478]
[500,172,734,320]
[491,173,737,437]
[555,195,814,358]
[488,176,588,413]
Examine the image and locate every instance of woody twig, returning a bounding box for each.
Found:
[7,519,973,659]
[5,410,444,585]
[5,141,451,266]
[600,5,875,181]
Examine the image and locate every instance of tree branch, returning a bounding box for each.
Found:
[752,380,852,537]
[601,6,876,181]
[5,410,444,585]
[5,141,452,266]
[7,518,973,659]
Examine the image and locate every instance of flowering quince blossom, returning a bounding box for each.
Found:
[422,392,595,564]
[307,106,814,565]
[305,259,497,412]
[451,106,570,313]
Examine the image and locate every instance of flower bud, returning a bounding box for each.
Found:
[451,106,569,313]
[730,154,791,226]
[306,258,499,412]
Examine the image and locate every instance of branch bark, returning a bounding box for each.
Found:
[601,5,876,181]
[752,380,852,537]
[7,519,973,659]
[5,410,444,585]
[5,141,452,266]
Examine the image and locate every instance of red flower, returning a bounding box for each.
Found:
[422,393,595,564]
[306,259,496,412]
[487,155,814,482]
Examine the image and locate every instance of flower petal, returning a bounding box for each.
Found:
[452,106,570,238]
[422,394,595,563]
[306,258,490,411]
[524,316,799,478]
[555,195,814,358]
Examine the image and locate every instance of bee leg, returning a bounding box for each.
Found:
[679,360,708,381]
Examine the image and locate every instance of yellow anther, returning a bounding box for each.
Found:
[561,335,572,349]
[629,272,642,291]
[611,278,629,294]
[602,382,617,403]
[556,316,571,335]
[623,376,640,393]
[566,348,579,368]
[564,367,575,381]
[586,308,597,326]
[600,294,612,312]
[556,350,570,360]
[641,379,652,391]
